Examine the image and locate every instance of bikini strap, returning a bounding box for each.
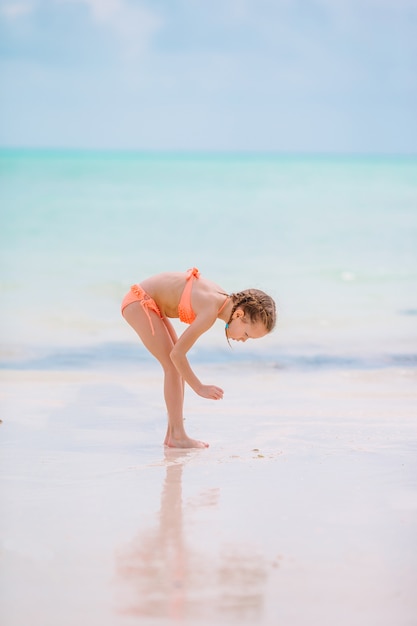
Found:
[181,268,200,304]
[185,267,200,280]
[217,295,230,315]
[130,284,161,336]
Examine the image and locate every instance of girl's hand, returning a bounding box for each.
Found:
[197,384,224,400]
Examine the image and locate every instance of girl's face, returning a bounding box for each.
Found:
[227,308,268,342]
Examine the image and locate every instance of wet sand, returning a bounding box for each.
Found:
[1,364,417,626]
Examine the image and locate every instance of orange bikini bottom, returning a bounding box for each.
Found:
[121,284,163,335]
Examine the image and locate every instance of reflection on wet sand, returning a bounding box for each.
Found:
[116,449,268,622]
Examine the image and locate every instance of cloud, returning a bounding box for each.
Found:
[62,0,162,60]
[0,1,36,18]
[1,0,162,61]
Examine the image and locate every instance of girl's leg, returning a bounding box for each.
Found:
[122,303,208,448]
[161,317,185,445]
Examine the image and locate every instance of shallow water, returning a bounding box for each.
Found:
[1,149,416,367]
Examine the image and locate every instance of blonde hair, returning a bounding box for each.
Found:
[227,289,277,332]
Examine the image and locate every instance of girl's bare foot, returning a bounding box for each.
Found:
[165,436,209,449]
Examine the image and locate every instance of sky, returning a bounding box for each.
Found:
[0,0,416,153]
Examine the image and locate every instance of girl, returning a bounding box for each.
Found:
[121,268,276,449]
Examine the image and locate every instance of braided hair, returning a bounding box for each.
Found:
[226,289,276,333]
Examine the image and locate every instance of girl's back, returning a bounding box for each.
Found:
[140,270,224,319]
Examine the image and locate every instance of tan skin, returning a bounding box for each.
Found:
[122,271,268,449]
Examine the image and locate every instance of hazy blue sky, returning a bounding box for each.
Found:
[1,0,416,153]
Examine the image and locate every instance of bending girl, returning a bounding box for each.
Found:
[121,268,276,449]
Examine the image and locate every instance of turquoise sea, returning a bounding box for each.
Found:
[1,149,416,371]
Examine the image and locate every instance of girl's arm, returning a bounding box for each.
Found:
[169,312,224,400]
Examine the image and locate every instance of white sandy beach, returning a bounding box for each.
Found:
[1,364,416,626]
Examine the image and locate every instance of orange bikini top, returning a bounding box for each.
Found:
[178,268,229,324]
[178,268,200,324]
